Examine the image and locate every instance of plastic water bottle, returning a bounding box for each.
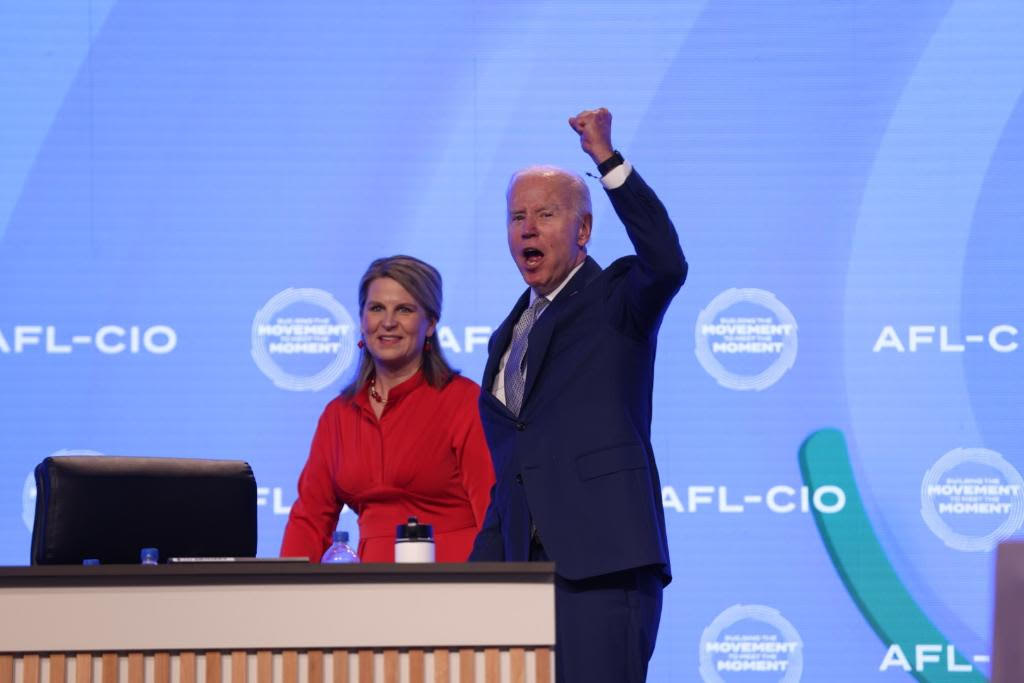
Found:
[321,530,360,564]
[140,547,159,565]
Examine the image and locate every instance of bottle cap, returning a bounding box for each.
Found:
[396,516,434,541]
[332,530,350,543]
[140,547,160,564]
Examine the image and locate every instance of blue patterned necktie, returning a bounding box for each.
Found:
[503,296,549,416]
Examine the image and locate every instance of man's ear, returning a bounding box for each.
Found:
[577,213,593,247]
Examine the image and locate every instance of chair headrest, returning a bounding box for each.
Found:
[31,455,257,565]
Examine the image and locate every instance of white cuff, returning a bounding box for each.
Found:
[600,160,633,190]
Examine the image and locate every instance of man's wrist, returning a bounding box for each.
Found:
[596,150,624,176]
[600,159,632,190]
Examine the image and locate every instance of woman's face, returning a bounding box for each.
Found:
[360,277,436,375]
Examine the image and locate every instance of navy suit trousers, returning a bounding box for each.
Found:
[531,541,663,683]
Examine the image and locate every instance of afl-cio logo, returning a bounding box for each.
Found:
[695,288,797,391]
[251,288,357,392]
[699,604,803,682]
[921,447,1024,552]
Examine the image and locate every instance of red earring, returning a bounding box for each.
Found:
[424,340,432,352]
[357,339,365,349]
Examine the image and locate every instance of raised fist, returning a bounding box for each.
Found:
[568,108,614,165]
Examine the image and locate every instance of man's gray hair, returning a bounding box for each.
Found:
[506,165,593,223]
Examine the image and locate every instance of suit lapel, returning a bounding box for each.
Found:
[521,257,602,407]
[482,288,531,398]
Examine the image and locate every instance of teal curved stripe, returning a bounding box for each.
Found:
[799,429,987,683]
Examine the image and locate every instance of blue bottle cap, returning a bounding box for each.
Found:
[140,547,159,564]
[82,558,100,566]
[332,530,349,543]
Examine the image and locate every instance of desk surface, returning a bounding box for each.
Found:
[0,561,555,587]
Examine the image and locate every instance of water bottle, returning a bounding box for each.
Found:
[321,530,360,564]
[395,516,434,563]
[140,547,159,565]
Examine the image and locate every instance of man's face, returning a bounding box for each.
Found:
[506,173,591,296]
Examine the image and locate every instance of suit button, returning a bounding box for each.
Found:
[515,473,524,485]
[516,422,526,431]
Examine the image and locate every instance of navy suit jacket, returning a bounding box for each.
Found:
[469,168,687,582]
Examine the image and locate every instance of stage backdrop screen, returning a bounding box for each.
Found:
[2,1,1023,680]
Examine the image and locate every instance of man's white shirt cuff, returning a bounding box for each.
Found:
[600,160,633,190]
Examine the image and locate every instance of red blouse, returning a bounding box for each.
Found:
[280,371,494,563]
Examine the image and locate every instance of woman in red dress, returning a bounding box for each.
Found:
[280,256,494,562]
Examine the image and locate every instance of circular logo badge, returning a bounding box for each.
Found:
[251,288,357,392]
[23,449,104,532]
[920,447,1024,552]
[699,604,803,682]
[695,289,798,391]
[21,472,35,532]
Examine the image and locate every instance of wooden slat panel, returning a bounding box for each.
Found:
[535,648,551,683]
[408,650,425,683]
[433,649,449,683]
[50,654,67,683]
[307,650,323,683]
[0,656,12,683]
[484,649,499,683]
[101,654,117,683]
[256,652,272,683]
[75,654,92,683]
[458,650,474,683]
[282,651,298,683]
[127,653,143,683]
[331,651,348,683]
[206,652,222,683]
[23,655,40,683]
[154,653,170,683]
[509,649,524,683]
[382,650,398,683]
[180,653,196,683]
[357,651,373,683]
[231,652,247,683]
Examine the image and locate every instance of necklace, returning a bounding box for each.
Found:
[369,376,386,404]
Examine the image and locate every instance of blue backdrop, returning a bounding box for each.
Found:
[2,1,1023,680]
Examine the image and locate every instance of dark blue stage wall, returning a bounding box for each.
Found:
[2,1,1023,680]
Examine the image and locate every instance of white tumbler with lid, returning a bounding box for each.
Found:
[395,516,435,562]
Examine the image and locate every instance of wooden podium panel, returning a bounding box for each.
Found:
[0,563,554,683]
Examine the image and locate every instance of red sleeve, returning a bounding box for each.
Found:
[280,402,346,562]
[450,380,495,528]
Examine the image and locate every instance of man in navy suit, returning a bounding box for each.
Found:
[470,108,687,683]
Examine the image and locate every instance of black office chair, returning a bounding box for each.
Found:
[30,455,257,565]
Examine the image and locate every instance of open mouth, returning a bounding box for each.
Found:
[522,247,544,268]
[377,335,402,345]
